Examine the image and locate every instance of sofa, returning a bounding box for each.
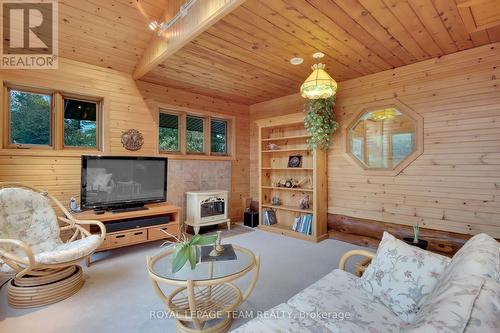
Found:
[231,232,500,333]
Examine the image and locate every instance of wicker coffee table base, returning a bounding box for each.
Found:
[8,265,84,308]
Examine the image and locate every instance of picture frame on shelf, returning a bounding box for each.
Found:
[288,155,302,168]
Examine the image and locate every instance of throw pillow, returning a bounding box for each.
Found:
[403,274,484,333]
[444,233,499,283]
[360,232,450,323]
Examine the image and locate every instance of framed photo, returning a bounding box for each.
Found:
[288,155,302,168]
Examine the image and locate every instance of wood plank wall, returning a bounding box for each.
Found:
[0,58,250,222]
[250,42,500,238]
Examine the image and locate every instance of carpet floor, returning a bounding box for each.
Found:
[0,228,367,333]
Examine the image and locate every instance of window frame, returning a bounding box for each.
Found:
[158,109,182,154]
[4,85,55,149]
[2,83,103,152]
[60,94,102,151]
[210,117,229,156]
[185,114,207,155]
[157,104,235,159]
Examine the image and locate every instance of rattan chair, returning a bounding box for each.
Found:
[0,182,105,308]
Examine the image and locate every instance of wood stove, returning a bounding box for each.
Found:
[184,190,230,234]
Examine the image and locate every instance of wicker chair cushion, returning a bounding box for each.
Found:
[0,188,60,255]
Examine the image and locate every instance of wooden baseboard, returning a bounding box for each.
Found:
[328,214,474,256]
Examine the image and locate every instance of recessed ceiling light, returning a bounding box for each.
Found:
[312,52,325,59]
[148,21,158,31]
[290,57,304,65]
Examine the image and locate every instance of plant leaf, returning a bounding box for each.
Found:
[193,235,217,245]
[172,246,189,273]
[188,246,197,270]
[189,234,201,245]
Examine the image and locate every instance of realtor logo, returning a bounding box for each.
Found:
[1,0,58,69]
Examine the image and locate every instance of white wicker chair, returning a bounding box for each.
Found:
[0,182,105,308]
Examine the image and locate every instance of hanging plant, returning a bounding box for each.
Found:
[303,96,339,150]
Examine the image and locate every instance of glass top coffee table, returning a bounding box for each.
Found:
[147,245,260,333]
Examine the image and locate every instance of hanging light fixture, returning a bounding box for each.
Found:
[300,52,337,99]
[370,108,398,121]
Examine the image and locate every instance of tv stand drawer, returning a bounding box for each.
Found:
[109,230,147,247]
[148,223,179,241]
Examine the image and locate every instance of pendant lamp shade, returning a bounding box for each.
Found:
[300,63,338,99]
[370,108,398,121]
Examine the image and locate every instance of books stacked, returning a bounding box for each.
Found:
[292,214,313,235]
[262,208,277,225]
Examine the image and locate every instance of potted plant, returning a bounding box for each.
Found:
[303,96,339,150]
[403,224,428,250]
[161,231,217,273]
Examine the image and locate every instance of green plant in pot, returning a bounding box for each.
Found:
[303,96,339,150]
[161,231,217,273]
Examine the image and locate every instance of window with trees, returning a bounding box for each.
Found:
[63,97,98,148]
[211,118,227,155]
[9,89,52,146]
[157,108,232,157]
[186,116,205,153]
[159,112,180,152]
[4,85,101,150]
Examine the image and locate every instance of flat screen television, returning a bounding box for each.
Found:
[81,156,167,210]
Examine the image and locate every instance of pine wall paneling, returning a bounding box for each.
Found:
[0,58,250,222]
[249,42,500,238]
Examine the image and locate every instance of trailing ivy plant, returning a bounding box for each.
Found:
[303,96,339,150]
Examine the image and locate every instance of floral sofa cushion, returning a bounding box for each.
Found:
[0,187,60,256]
[360,232,450,323]
[231,269,404,333]
[404,274,484,333]
[464,279,500,333]
[444,233,500,282]
[288,269,404,333]
[230,303,332,333]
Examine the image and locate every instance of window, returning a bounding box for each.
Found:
[159,112,180,152]
[186,116,204,153]
[4,85,102,150]
[156,108,233,157]
[9,89,52,146]
[211,118,228,155]
[63,97,98,148]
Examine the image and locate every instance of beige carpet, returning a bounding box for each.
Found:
[0,227,366,333]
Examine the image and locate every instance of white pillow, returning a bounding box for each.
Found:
[404,274,484,333]
[445,233,500,282]
[360,232,450,323]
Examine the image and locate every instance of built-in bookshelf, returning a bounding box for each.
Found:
[256,113,328,242]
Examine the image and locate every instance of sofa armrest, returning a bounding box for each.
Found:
[339,249,375,276]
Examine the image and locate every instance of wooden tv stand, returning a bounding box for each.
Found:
[75,203,181,266]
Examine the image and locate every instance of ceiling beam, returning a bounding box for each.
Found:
[133,0,245,80]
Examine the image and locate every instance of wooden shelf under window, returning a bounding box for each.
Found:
[261,134,311,142]
[262,148,309,153]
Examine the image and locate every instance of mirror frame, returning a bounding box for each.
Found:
[344,99,424,176]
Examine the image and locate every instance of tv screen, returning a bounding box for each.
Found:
[81,156,167,209]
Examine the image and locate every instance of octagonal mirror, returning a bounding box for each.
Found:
[346,102,423,175]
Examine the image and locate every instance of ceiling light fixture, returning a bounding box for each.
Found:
[290,57,304,65]
[148,21,158,31]
[300,52,337,100]
[370,109,398,121]
[154,0,198,35]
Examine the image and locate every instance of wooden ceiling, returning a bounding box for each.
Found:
[139,0,500,105]
[57,0,500,105]
[58,0,167,73]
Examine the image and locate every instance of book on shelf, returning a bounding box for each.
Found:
[292,214,313,235]
[262,208,277,226]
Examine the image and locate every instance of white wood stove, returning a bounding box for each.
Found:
[184,190,230,235]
